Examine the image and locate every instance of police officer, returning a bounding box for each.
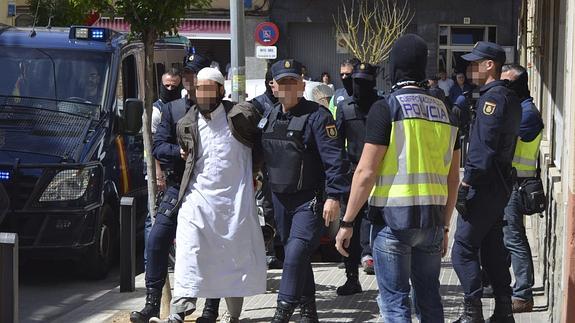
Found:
[334,62,379,296]
[335,34,461,322]
[261,59,349,322]
[501,64,544,313]
[130,53,218,323]
[328,58,360,116]
[451,42,522,323]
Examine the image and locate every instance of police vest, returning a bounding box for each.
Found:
[340,98,368,164]
[369,91,458,209]
[512,132,542,178]
[261,104,322,194]
[162,98,192,183]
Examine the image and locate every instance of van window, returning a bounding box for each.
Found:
[122,55,138,100]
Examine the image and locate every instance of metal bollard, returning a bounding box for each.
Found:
[120,197,136,292]
[0,232,18,323]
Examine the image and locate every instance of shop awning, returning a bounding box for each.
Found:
[93,18,231,40]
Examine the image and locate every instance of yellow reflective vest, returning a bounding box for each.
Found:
[369,92,458,208]
[512,132,542,178]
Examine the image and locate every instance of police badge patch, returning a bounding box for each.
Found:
[326,124,338,139]
[483,101,497,115]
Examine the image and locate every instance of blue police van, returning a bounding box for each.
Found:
[0,25,184,278]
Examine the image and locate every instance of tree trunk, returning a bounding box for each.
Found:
[142,32,158,219]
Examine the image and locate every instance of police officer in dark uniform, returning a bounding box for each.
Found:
[261,59,349,322]
[452,42,522,323]
[130,53,218,323]
[334,62,379,296]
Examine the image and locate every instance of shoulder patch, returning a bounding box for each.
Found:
[326,124,338,139]
[483,101,497,115]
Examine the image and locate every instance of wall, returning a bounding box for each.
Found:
[518,0,575,321]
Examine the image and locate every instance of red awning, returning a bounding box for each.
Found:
[93,18,231,39]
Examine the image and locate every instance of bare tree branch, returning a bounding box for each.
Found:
[333,0,414,65]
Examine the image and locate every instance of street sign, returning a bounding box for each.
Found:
[254,22,280,46]
[256,46,277,59]
[7,2,16,17]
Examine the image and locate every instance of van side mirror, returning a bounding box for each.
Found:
[124,99,143,135]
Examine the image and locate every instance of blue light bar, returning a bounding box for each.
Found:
[91,28,105,40]
[69,26,109,42]
[0,170,10,181]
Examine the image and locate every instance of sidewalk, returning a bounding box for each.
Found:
[54,220,549,323]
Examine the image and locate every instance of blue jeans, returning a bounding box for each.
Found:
[372,225,444,323]
[503,188,534,301]
[144,211,153,268]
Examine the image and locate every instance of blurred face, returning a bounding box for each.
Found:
[162,74,181,90]
[182,69,197,96]
[322,74,330,84]
[340,64,353,80]
[456,74,466,86]
[428,79,438,87]
[439,72,446,80]
[275,76,305,110]
[468,60,492,86]
[195,79,224,110]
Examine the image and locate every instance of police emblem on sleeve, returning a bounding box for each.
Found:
[326,124,338,139]
[483,101,497,115]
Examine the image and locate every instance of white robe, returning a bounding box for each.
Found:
[174,104,267,298]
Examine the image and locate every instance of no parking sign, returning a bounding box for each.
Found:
[254,22,280,46]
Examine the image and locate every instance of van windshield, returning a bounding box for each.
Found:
[0,48,110,110]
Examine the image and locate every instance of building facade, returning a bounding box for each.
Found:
[271,0,520,89]
[517,0,575,322]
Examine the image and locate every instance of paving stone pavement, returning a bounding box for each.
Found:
[57,219,550,322]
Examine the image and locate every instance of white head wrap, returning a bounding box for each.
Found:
[197,67,225,85]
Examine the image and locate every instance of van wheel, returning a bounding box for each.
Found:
[78,205,118,280]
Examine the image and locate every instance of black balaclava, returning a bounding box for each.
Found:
[389,34,428,85]
[263,69,278,104]
[159,84,181,103]
[351,63,378,109]
[342,77,354,96]
[352,78,377,109]
[508,70,531,101]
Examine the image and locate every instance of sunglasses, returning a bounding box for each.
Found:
[340,73,352,78]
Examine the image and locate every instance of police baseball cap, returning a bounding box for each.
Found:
[352,63,378,81]
[271,59,303,81]
[183,53,211,73]
[462,41,506,64]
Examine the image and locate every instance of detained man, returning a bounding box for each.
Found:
[150,67,267,323]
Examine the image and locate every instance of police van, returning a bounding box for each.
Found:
[0,26,185,278]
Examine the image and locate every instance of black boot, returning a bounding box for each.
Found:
[486,297,515,323]
[271,300,296,323]
[130,288,161,323]
[336,274,362,296]
[300,297,319,323]
[196,298,220,323]
[453,298,484,323]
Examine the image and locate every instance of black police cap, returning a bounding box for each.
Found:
[184,53,211,73]
[352,63,378,81]
[271,59,303,81]
[462,41,506,64]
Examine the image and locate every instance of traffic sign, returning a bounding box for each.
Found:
[256,46,277,59]
[255,22,280,46]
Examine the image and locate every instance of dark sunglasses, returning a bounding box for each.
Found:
[340,73,352,78]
